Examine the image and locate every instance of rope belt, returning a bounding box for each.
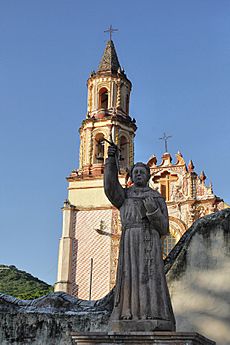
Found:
[122,221,150,230]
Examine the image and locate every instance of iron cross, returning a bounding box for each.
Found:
[159,132,172,152]
[104,25,118,41]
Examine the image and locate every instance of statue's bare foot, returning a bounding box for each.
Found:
[121,313,132,320]
[141,315,152,320]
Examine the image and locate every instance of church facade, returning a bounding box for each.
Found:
[147,152,225,257]
[55,40,226,300]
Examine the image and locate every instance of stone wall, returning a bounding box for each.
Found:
[166,208,230,345]
[1,209,229,345]
[0,292,112,345]
[0,313,109,345]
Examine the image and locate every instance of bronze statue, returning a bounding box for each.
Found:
[104,145,175,331]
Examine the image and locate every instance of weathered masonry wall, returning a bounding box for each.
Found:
[166,208,230,345]
[0,313,109,345]
[0,292,112,345]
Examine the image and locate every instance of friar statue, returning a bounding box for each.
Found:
[104,145,176,332]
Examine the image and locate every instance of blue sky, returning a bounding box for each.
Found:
[0,0,229,285]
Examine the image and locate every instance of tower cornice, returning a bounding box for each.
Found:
[87,71,132,89]
[79,115,137,132]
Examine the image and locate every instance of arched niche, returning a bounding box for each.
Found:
[99,87,108,110]
[119,135,129,169]
[93,133,105,163]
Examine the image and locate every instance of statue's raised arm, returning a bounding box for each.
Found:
[104,145,125,209]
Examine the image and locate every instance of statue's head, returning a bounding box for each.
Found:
[131,162,151,187]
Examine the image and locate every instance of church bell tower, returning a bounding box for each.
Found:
[79,39,136,177]
[55,40,137,299]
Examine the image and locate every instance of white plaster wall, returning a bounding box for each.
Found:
[167,210,230,345]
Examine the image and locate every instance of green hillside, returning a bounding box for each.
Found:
[0,264,53,300]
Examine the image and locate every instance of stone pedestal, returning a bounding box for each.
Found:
[109,319,175,332]
[71,332,215,345]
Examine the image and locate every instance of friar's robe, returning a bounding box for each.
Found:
[104,156,175,331]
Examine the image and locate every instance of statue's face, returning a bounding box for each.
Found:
[132,166,149,187]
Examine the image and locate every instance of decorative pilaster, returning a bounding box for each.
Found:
[54,200,77,294]
[129,134,134,166]
[116,81,121,108]
[88,85,93,113]
[79,133,84,171]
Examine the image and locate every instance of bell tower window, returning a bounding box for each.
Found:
[119,135,129,169]
[94,133,105,163]
[99,88,108,109]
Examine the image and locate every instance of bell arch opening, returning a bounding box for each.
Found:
[94,133,105,163]
[119,135,129,169]
[99,87,108,109]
